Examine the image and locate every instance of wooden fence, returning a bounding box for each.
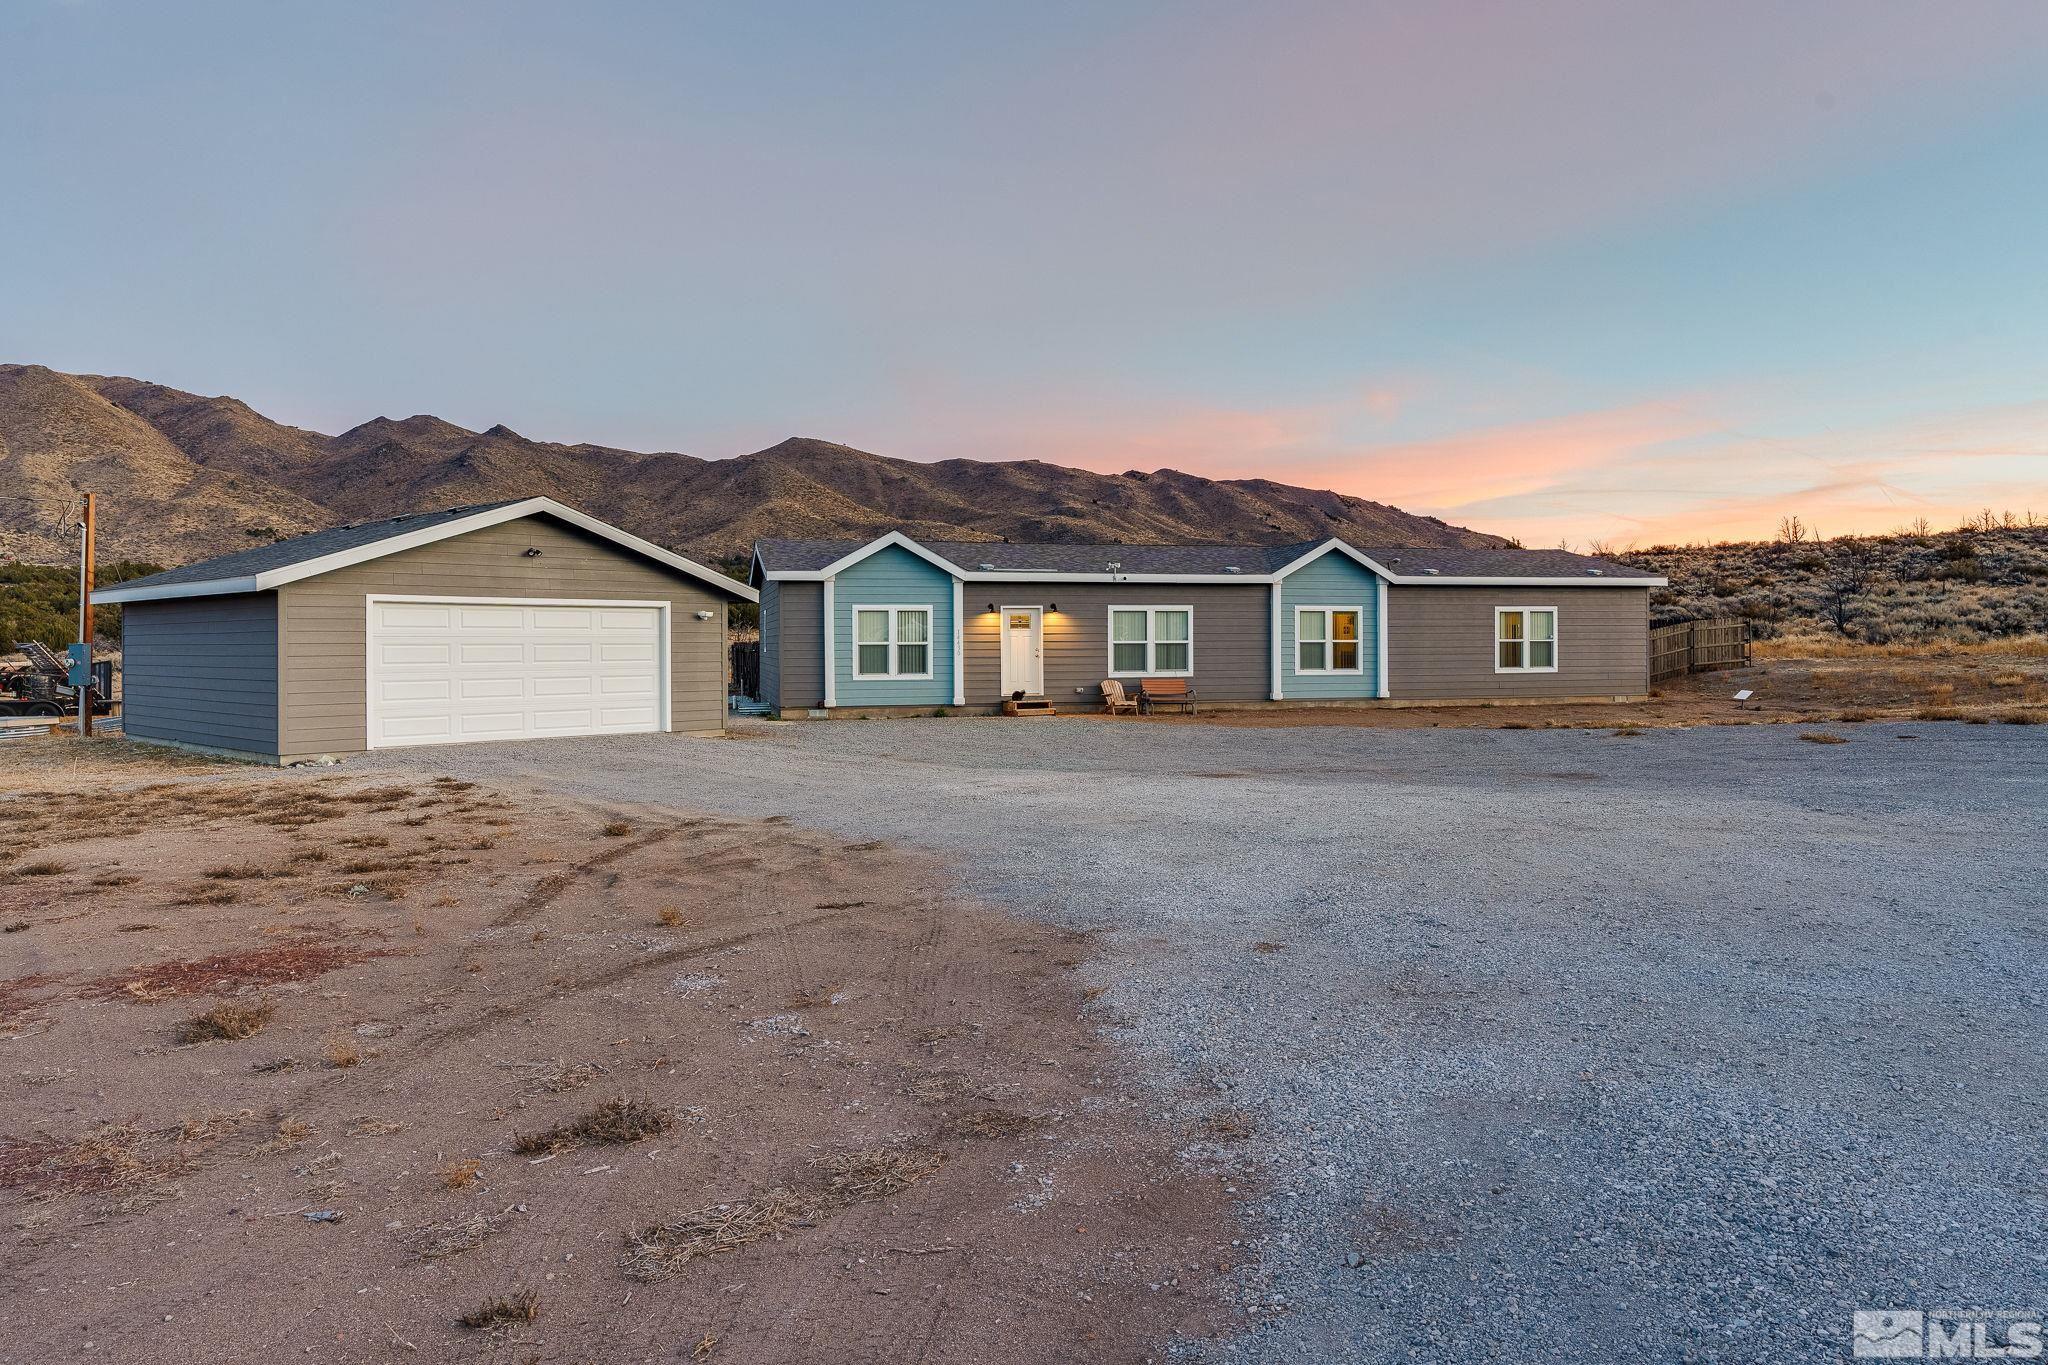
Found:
[729,640,761,700]
[1649,618,1752,683]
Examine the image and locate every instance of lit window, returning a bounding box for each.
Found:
[1496,608,1557,672]
[852,606,934,678]
[1296,606,1363,673]
[1109,607,1193,676]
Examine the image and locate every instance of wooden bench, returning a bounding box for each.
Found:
[1138,677,1197,715]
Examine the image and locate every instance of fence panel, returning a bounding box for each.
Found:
[729,641,761,700]
[1649,619,1750,683]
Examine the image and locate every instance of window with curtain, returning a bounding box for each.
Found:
[1296,606,1363,673]
[1108,607,1193,675]
[1496,608,1557,671]
[852,606,934,678]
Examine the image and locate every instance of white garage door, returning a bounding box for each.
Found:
[367,597,666,748]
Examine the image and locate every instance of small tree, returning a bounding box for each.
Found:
[1821,537,1883,637]
[1776,514,1810,545]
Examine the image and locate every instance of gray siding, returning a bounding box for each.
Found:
[275,517,727,759]
[963,582,1271,708]
[771,580,825,712]
[757,580,780,707]
[1386,586,1649,700]
[121,594,280,756]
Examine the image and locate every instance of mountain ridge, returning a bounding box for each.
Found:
[0,364,1504,568]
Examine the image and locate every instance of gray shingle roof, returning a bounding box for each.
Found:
[109,501,530,592]
[752,536,1659,581]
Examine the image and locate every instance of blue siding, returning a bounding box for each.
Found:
[833,546,955,706]
[1279,552,1383,698]
[758,579,780,706]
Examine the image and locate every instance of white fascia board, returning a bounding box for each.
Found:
[809,531,964,579]
[1381,574,1667,587]
[762,567,1664,588]
[94,498,757,606]
[92,576,263,605]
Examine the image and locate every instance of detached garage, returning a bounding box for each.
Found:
[93,498,755,763]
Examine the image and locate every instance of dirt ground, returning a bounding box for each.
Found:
[1130,648,2048,731]
[0,741,1242,1364]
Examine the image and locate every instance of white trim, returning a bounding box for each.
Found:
[950,579,965,706]
[1106,605,1194,678]
[1375,576,1389,698]
[1494,605,1560,673]
[997,605,1045,696]
[1292,604,1367,675]
[762,565,1663,588]
[363,593,672,750]
[1268,582,1283,701]
[849,604,936,680]
[808,531,964,580]
[96,498,758,605]
[821,576,836,707]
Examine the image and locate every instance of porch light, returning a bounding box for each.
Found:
[987,602,997,614]
[1048,602,1058,613]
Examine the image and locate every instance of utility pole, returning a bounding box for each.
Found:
[78,492,96,738]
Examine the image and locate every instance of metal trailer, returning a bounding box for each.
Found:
[0,642,116,719]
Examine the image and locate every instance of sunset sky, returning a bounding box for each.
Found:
[5,1,2045,546]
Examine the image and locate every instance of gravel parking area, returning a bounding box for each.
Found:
[359,717,2048,1363]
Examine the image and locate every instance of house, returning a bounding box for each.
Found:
[91,498,755,763]
[748,534,1667,715]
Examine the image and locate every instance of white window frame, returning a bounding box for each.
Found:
[1494,606,1559,673]
[1293,604,1366,675]
[850,604,935,680]
[1107,605,1193,677]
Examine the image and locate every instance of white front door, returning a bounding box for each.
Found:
[366,597,667,748]
[999,607,1043,696]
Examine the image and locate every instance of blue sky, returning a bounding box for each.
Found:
[4,0,2045,544]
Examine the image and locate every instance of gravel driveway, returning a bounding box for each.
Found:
[357,718,2047,1363]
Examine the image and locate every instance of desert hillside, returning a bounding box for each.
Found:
[1624,524,2048,643]
[0,364,1500,568]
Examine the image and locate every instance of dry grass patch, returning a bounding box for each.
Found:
[513,1097,671,1155]
[602,821,632,838]
[940,1109,1041,1140]
[622,1187,814,1276]
[1251,941,1285,954]
[623,1145,944,1280]
[812,1146,944,1201]
[12,860,71,878]
[458,1289,538,1331]
[410,1209,504,1261]
[258,1117,313,1153]
[174,999,275,1044]
[202,865,271,881]
[439,1158,483,1190]
[1800,732,1850,745]
[2002,709,2043,724]
[174,885,239,906]
[344,1116,404,1137]
[322,1034,362,1069]
[655,906,690,928]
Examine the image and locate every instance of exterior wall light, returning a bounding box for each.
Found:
[695,609,715,621]
[523,547,543,557]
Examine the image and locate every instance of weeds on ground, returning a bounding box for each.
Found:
[175,1000,275,1044]
[514,1097,671,1154]
[458,1289,538,1330]
[258,1117,313,1153]
[1800,732,1850,745]
[602,822,632,838]
[13,860,71,877]
[322,1035,362,1068]
[1200,1109,1256,1140]
[622,1146,943,1279]
[411,1210,504,1260]
[440,1158,483,1189]
[656,906,690,928]
[940,1109,1041,1140]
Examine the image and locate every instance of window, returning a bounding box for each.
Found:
[852,606,934,678]
[1108,606,1193,676]
[1495,607,1557,672]
[1295,606,1364,673]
